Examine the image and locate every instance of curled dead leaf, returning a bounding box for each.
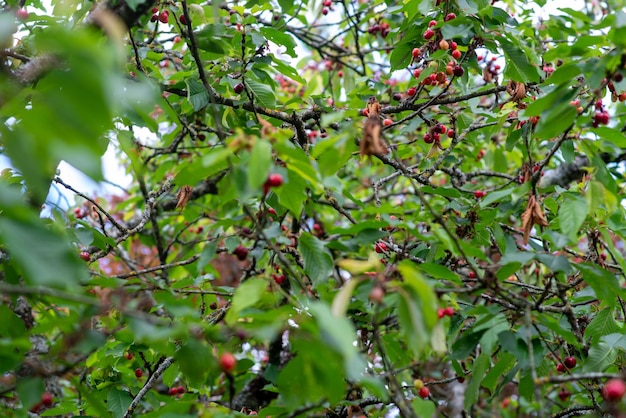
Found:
[175,185,194,210]
[506,80,526,102]
[521,195,549,244]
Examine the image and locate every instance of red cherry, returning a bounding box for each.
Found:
[41,392,53,407]
[450,41,458,50]
[233,245,248,261]
[168,387,179,396]
[135,368,143,378]
[273,274,286,285]
[447,129,455,138]
[413,68,422,78]
[437,308,446,318]
[323,0,332,5]
[418,386,430,399]
[444,307,455,317]
[125,352,134,360]
[423,133,433,144]
[265,173,284,188]
[407,87,417,96]
[234,83,244,94]
[604,379,626,402]
[428,20,438,27]
[151,7,159,13]
[16,8,29,21]
[412,48,420,58]
[558,389,571,401]
[179,14,188,25]
[176,386,186,394]
[375,242,387,253]
[219,352,237,373]
[424,28,435,39]
[158,11,169,24]
[79,251,90,262]
[452,49,462,60]
[322,7,328,15]
[556,363,566,373]
[453,65,464,77]
[383,118,393,127]
[474,190,486,199]
[564,356,577,369]
[445,13,456,21]
[468,271,477,279]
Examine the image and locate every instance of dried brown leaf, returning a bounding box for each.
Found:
[360,116,387,157]
[257,115,276,136]
[506,80,526,102]
[521,195,549,244]
[175,185,194,211]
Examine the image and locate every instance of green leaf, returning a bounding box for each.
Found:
[107,388,133,418]
[558,195,589,240]
[225,279,267,324]
[298,232,333,285]
[500,38,541,83]
[309,302,366,380]
[276,168,307,217]
[246,79,276,108]
[390,43,413,71]
[247,140,273,191]
[175,340,217,386]
[260,27,297,58]
[186,78,210,111]
[0,218,88,288]
[577,263,624,308]
[534,104,577,139]
[396,261,438,355]
[16,378,44,411]
[584,308,622,344]
[582,341,617,372]
[464,352,490,409]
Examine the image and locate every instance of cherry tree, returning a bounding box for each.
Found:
[2,0,626,416]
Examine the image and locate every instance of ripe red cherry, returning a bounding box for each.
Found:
[556,363,566,373]
[375,242,387,253]
[265,173,283,188]
[135,368,143,378]
[383,118,393,127]
[453,65,464,77]
[233,245,248,261]
[447,129,455,138]
[594,111,609,125]
[444,307,455,316]
[322,7,329,15]
[16,8,29,21]
[234,83,244,94]
[219,352,237,373]
[179,14,188,25]
[41,392,53,407]
[79,251,90,261]
[125,352,134,360]
[450,41,458,50]
[423,28,435,39]
[445,13,456,21]
[423,133,433,143]
[437,308,446,318]
[168,387,179,396]
[412,48,420,58]
[468,271,477,279]
[158,11,169,24]
[418,386,430,399]
[273,274,286,285]
[604,379,626,402]
[564,356,577,369]
[452,49,462,60]
[428,20,438,27]
[407,86,417,96]
[176,386,185,394]
[474,190,486,199]
[558,389,571,401]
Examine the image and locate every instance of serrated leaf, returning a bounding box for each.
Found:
[501,39,541,83]
[246,79,276,108]
[582,341,617,372]
[107,389,132,418]
[558,195,588,240]
[260,27,297,58]
[299,232,333,285]
[186,78,210,111]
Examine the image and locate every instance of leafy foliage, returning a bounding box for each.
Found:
[2,0,626,417]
